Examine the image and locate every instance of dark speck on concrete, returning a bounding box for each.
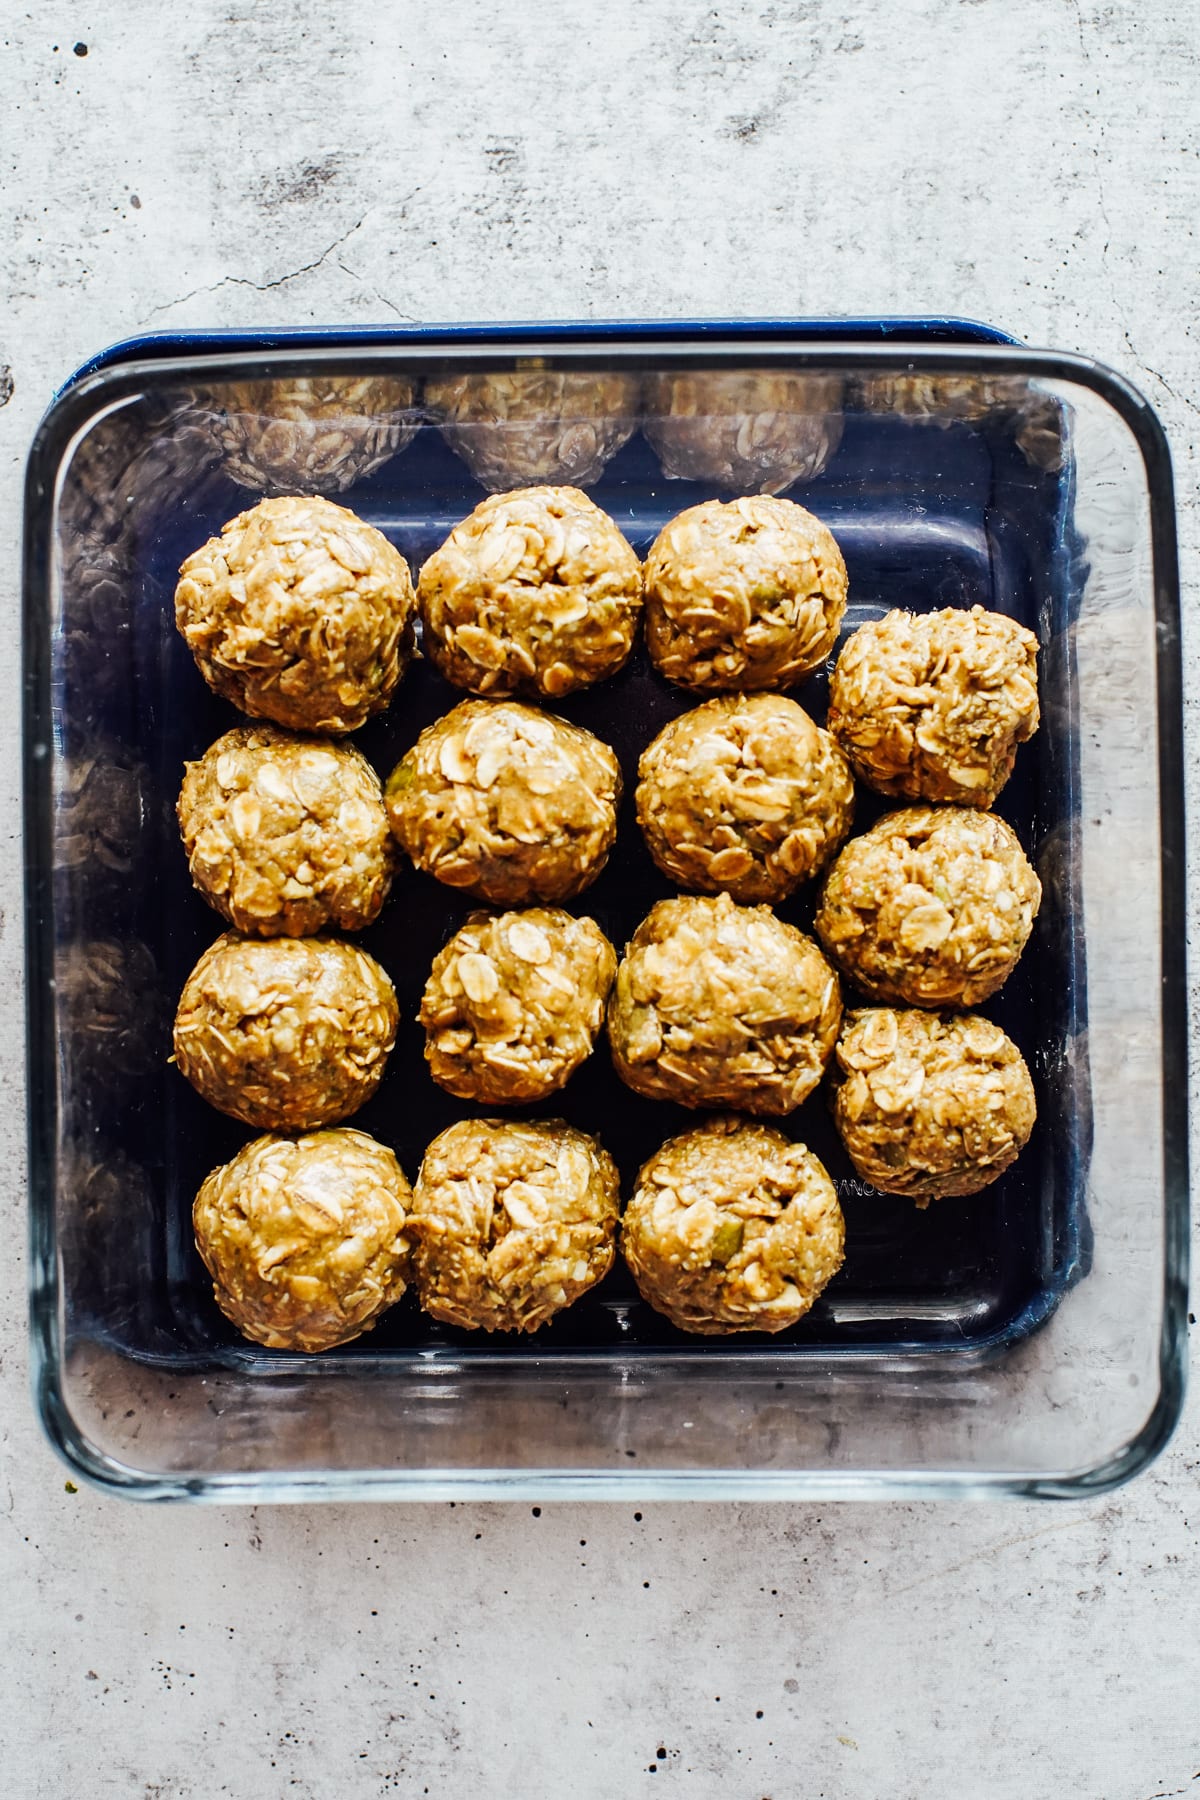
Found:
[255,155,345,207]
[73,41,87,56]
[0,366,13,408]
[130,194,141,209]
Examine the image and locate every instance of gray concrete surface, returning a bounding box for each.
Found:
[2,3,1198,1795]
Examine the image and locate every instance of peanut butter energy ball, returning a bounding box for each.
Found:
[636,694,854,903]
[643,369,844,494]
[418,486,642,699]
[209,375,419,494]
[644,496,848,691]
[827,606,1040,807]
[174,933,398,1130]
[386,699,621,904]
[175,495,416,732]
[193,1128,413,1352]
[411,1118,619,1333]
[622,1117,845,1335]
[178,724,393,937]
[425,367,639,490]
[814,806,1041,1008]
[608,892,841,1115]
[421,907,616,1103]
[832,1007,1037,1204]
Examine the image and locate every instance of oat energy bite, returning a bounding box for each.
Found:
[193,1128,413,1352]
[622,1117,845,1335]
[418,486,642,699]
[210,375,419,495]
[425,367,639,490]
[636,694,854,903]
[178,724,393,937]
[814,806,1041,1008]
[386,699,621,904]
[832,1008,1037,1204]
[607,892,841,1115]
[175,496,416,733]
[421,908,616,1103]
[173,934,398,1130]
[412,1118,619,1333]
[643,369,844,494]
[827,606,1039,807]
[644,496,848,692]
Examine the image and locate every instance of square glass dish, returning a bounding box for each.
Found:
[24,320,1187,1501]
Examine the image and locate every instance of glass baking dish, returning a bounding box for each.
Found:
[23,319,1187,1501]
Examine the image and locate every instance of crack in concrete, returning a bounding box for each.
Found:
[334,260,418,324]
[141,215,371,323]
[884,1516,1091,1600]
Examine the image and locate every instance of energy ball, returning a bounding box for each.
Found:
[417,486,642,699]
[178,724,394,937]
[209,375,419,494]
[827,606,1039,808]
[644,495,848,692]
[425,367,639,490]
[411,1117,619,1333]
[622,1116,845,1335]
[832,1007,1037,1204]
[175,495,416,733]
[814,806,1041,1008]
[420,907,616,1103]
[173,933,398,1130]
[643,369,845,494]
[386,699,621,905]
[607,892,841,1115]
[636,694,854,903]
[193,1128,413,1352]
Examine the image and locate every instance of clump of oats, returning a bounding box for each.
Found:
[173,933,398,1131]
[643,369,844,494]
[636,693,854,904]
[208,375,420,494]
[831,1007,1037,1203]
[418,485,642,699]
[175,495,415,733]
[607,891,842,1116]
[178,723,393,937]
[386,698,621,905]
[814,805,1041,1008]
[193,1128,413,1352]
[621,1116,845,1335]
[644,495,847,692]
[827,606,1039,808]
[421,907,616,1104]
[426,367,639,490]
[411,1118,619,1333]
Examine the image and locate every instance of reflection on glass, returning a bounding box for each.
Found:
[643,369,844,493]
[207,376,421,494]
[426,367,639,490]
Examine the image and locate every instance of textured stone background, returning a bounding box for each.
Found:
[2,4,1198,1796]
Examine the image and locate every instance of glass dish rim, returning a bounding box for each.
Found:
[23,321,1188,1503]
